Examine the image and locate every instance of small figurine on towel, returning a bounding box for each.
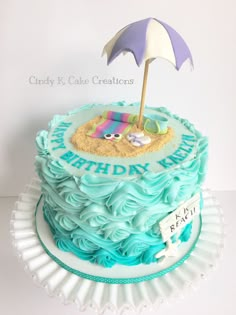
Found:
[87,111,138,141]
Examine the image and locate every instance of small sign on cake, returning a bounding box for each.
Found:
[159,193,200,242]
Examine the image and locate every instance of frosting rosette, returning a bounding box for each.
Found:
[36,130,49,156]
[36,156,70,187]
[132,210,164,232]
[43,203,71,237]
[57,177,89,210]
[106,182,148,216]
[48,114,67,129]
[79,203,110,227]
[120,233,161,257]
[162,172,198,206]
[80,174,119,202]
[41,183,85,215]
[91,249,116,268]
[102,221,131,242]
[71,229,100,252]
[54,212,79,231]
[197,137,208,183]
[141,244,165,264]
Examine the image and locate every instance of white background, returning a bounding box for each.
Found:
[0,0,235,195]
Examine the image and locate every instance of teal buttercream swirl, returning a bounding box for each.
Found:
[36,130,49,156]
[141,244,166,264]
[120,233,161,256]
[35,156,70,187]
[54,238,93,260]
[79,203,110,227]
[132,210,164,232]
[71,229,100,252]
[107,182,145,216]
[54,212,79,231]
[48,114,67,129]
[90,249,116,268]
[102,221,131,242]
[43,203,71,237]
[80,174,120,202]
[179,223,193,242]
[36,101,208,268]
[57,178,89,209]
[41,183,83,214]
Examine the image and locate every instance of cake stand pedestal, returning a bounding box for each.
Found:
[10,178,225,314]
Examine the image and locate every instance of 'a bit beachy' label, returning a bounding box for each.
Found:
[159,193,200,242]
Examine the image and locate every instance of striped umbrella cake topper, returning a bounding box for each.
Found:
[103,17,193,129]
[103,17,193,70]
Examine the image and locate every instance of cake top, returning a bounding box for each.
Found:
[36,102,206,180]
[35,19,199,180]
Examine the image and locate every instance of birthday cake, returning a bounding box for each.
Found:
[35,101,208,268]
[35,18,208,269]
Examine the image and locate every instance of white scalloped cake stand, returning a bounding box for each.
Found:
[10,178,225,314]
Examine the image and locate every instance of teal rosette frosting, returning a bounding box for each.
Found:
[54,212,79,231]
[90,249,116,268]
[120,233,161,257]
[106,182,146,216]
[57,178,89,210]
[35,156,70,187]
[141,244,166,264]
[79,203,110,227]
[71,229,100,252]
[36,130,49,156]
[48,114,67,129]
[102,221,131,242]
[80,174,120,202]
[43,203,71,237]
[35,102,208,268]
[179,223,193,242]
[132,210,164,232]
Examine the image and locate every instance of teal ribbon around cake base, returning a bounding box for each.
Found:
[35,196,202,284]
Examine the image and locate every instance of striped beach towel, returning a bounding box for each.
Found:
[87,111,138,140]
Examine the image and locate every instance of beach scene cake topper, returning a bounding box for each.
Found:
[103,17,193,129]
[71,17,193,157]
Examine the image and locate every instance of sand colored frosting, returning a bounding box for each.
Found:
[71,116,174,157]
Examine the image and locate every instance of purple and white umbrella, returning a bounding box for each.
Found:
[103,17,193,128]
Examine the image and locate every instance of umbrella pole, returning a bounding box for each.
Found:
[138,60,149,129]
